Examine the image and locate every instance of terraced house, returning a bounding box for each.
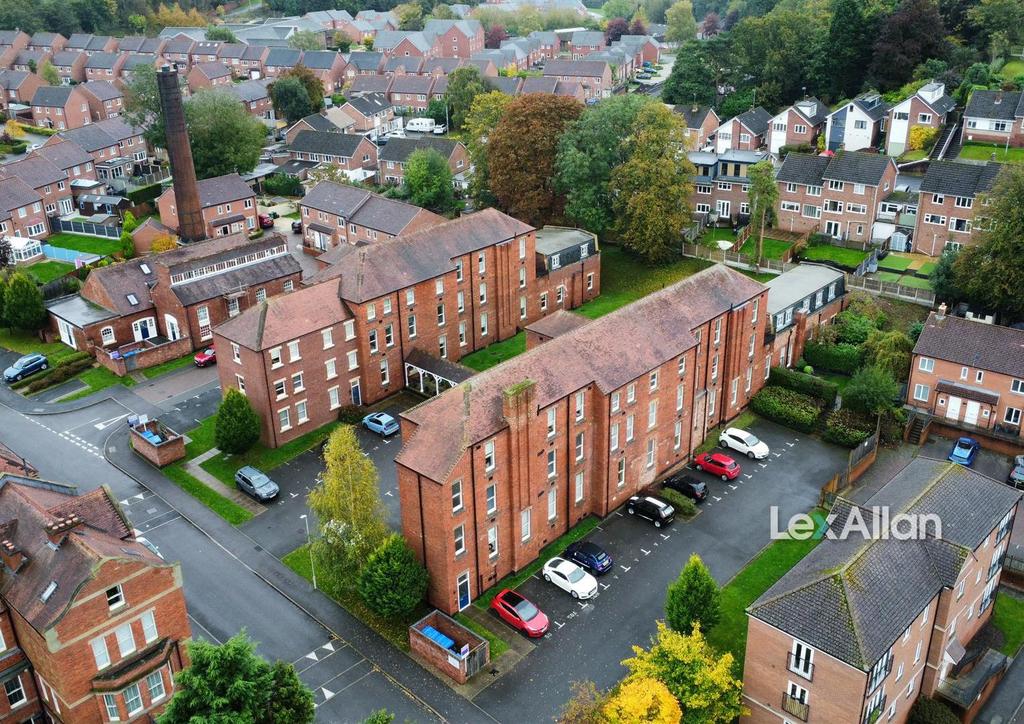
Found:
[912,160,1001,256]
[157,172,258,238]
[395,265,768,613]
[742,458,1019,724]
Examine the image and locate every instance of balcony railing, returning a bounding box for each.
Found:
[863,696,887,724]
[788,653,814,681]
[782,694,810,722]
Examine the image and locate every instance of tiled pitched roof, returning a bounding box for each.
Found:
[750,459,1020,670]
[776,153,830,186]
[84,51,121,70]
[378,136,460,163]
[80,257,155,315]
[674,104,716,129]
[194,61,231,79]
[346,51,383,71]
[80,80,122,102]
[792,97,828,125]
[822,150,893,186]
[292,113,336,132]
[524,309,590,339]
[384,56,423,73]
[0,178,41,219]
[57,117,142,151]
[228,78,272,103]
[51,50,85,66]
[374,30,432,53]
[913,312,1024,379]
[265,47,302,67]
[344,92,391,116]
[397,264,764,482]
[348,75,392,95]
[734,106,771,135]
[919,161,1002,199]
[423,57,460,74]
[389,74,434,93]
[964,89,1023,120]
[195,173,254,207]
[0,155,65,190]
[542,59,608,78]
[300,50,340,70]
[289,130,366,157]
[0,70,32,90]
[570,30,604,46]
[487,76,521,95]
[29,140,93,170]
[65,33,93,49]
[850,92,891,121]
[31,85,74,107]
[172,253,301,306]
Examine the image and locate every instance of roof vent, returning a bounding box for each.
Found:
[936,302,946,320]
[40,580,57,602]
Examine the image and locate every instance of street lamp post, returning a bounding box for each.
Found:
[299,514,317,590]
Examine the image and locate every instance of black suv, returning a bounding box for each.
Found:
[626,495,675,528]
[662,473,708,502]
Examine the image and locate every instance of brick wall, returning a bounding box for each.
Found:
[129,420,186,466]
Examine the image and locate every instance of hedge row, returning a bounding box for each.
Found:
[127,183,163,205]
[10,351,92,390]
[657,488,697,518]
[337,405,363,425]
[768,366,838,406]
[18,123,58,136]
[822,409,874,448]
[749,386,824,433]
[803,341,863,375]
[24,358,94,394]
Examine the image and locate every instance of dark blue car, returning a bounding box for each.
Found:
[3,353,48,383]
[948,437,980,467]
[563,541,613,575]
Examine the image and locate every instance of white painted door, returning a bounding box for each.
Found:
[946,396,962,421]
[456,571,471,611]
[964,401,980,426]
[716,200,730,218]
[57,319,76,349]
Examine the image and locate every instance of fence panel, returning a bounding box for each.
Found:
[50,218,122,239]
[41,244,102,265]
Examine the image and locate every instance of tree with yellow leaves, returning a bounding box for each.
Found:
[622,622,746,724]
[150,235,178,253]
[602,678,681,723]
[4,120,25,140]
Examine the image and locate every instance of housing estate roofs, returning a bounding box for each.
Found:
[913,312,1024,380]
[964,90,1024,120]
[289,130,366,157]
[378,136,459,163]
[919,160,1002,198]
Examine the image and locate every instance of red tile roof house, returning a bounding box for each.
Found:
[912,160,1000,256]
[387,73,435,112]
[0,178,47,240]
[377,136,467,186]
[0,70,43,115]
[50,50,89,85]
[79,80,124,121]
[0,473,194,724]
[714,106,772,153]
[542,59,612,100]
[287,130,378,182]
[0,154,76,217]
[741,457,1020,724]
[774,150,898,245]
[885,81,956,157]
[395,264,768,613]
[188,41,222,66]
[299,50,348,93]
[423,19,484,58]
[569,30,605,59]
[214,208,600,447]
[186,61,233,92]
[31,85,92,130]
[47,231,301,360]
[158,173,259,239]
[766,97,828,156]
[907,310,1024,446]
[83,51,128,83]
[298,180,443,253]
[0,30,31,54]
[961,89,1024,148]
[673,104,720,150]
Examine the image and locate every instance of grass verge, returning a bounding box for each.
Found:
[25,260,75,284]
[473,516,601,610]
[141,354,197,379]
[162,463,254,525]
[959,142,1024,164]
[992,591,1024,657]
[454,613,510,660]
[706,508,827,669]
[896,274,934,290]
[183,415,218,458]
[57,366,136,402]
[45,232,121,256]
[201,422,340,486]
[0,329,79,362]
[737,269,778,284]
[461,331,525,372]
[877,254,915,273]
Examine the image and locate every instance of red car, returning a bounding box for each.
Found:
[258,213,274,229]
[194,346,216,367]
[694,452,741,480]
[490,589,549,637]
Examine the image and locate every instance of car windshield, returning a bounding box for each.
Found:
[745,434,761,446]
[567,567,586,584]
[14,358,31,369]
[726,461,738,469]
[514,599,539,620]
[955,442,971,453]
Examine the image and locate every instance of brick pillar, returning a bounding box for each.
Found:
[502,379,535,571]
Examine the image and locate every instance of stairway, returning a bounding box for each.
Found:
[907,414,928,445]
[935,120,962,160]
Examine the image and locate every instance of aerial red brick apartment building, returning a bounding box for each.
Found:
[213,210,601,447]
[0,473,192,723]
[395,265,770,613]
[742,458,1019,724]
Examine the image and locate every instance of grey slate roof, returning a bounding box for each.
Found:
[0,70,32,90]
[422,57,459,74]
[348,75,392,94]
[674,104,716,129]
[195,173,254,207]
[543,59,609,78]
[389,75,433,93]
[31,86,74,107]
[229,79,271,103]
[81,80,122,102]
[85,52,121,70]
[193,61,231,79]
[0,178,41,219]
[570,30,604,46]
[58,118,142,151]
[51,50,86,67]
[289,130,365,157]
[344,92,391,116]
[750,459,1020,671]
[378,137,460,164]
[301,50,340,70]
[822,150,893,186]
[764,263,844,315]
[301,181,439,237]
[346,51,383,72]
[87,36,114,51]
[734,106,772,135]
[374,31,432,54]
[776,153,830,186]
[792,97,828,125]
[919,161,1002,199]
[65,34,93,50]
[964,90,1023,120]
[487,76,521,95]
[265,47,302,67]
[121,54,158,72]
[29,32,61,46]
[30,140,93,170]
[172,254,301,306]
[384,56,423,73]
[0,156,66,190]
[46,294,118,327]
[913,312,1024,379]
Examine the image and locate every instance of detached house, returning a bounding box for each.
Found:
[79,80,124,121]
[300,50,347,92]
[373,31,436,59]
[339,92,399,137]
[50,50,88,85]
[961,89,1024,148]
[886,81,956,157]
[186,61,233,91]
[0,70,43,113]
[714,106,771,153]
[767,98,827,156]
[31,85,91,130]
[673,105,719,150]
[912,160,1000,256]
[377,137,467,186]
[825,92,891,151]
[158,173,258,239]
[0,177,46,239]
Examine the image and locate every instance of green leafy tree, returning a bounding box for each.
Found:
[643,0,673,23]
[270,76,314,125]
[665,0,697,42]
[288,30,322,50]
[186,89,268,179]
[120,231,136,259]
[444,66,487,130]
[123,64,170,150]
[661,40,717,106]
[844,365,899,415]
[362,37,375,50]
[825,0,877,101]
[908,697,961,724]
[278,64,324,111]
[332,32,351,52]
[555,94,652,237]
[425,98,448,125]
[431,4,458,20]
[4,273,46,331]
[394,1,424,29]
[159,632,314,724]
[665,553,720,634]
[121,211,139,234]
[622,622,746,724]
[968,0,1024,57]
[609,103,694,264]
[863,329,914,381]
[357,534,429,617]
[206,25,238,42]
[488,93,583,226]
[952,165,1024,322]
[308,425,389,585]
[464,90,512,208]
[0,275,10,329]
[601,0,633,19]
[868,0,947,91]
[747,159,777,259]
[404,148,456,213]
[558,681,606,724]
[214,388,261,454]
[930,249,963,304]
[39,59,60,86]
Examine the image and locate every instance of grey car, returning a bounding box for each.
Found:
[234,466,280,502]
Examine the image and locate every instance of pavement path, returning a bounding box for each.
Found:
[184,447,265,515]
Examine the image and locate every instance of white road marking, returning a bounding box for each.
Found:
[758,462,768,468]
[619,565,631,573]
[640,548,650,556]
[599,582,610,590]
[729,484,737,490]
[554,621,565,629]
[786,442,795,447]
[659,533,670,540]
[94,413,129,430]
[743,474,753,479]
[713,496,722,502]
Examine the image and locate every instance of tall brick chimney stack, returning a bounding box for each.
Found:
[157,65,205,243]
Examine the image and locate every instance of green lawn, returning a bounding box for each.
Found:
[45,233,121,256]
[163,463,254,525]
[461,331,526,372]
[183,415,218,458]
[24,260,74,284]
[898,149,929,162]
[454,613,510,660]
[877,254,915,273]
[141,354,197,379]
[706,509,827,669]
[737,269,778,284]
[992,592,1024,656]
[999,59,1024,80]
[473,516,601,610]
[916,261,937,278]
[817,371,852,393]
[896,274,934,290]
[739,236,792,261]
[876,271,902,283]
[0,329,78,363]
[800,245,870,269]
[201,422,340,487]
[58,366,136,402]
[959,142,1024,164]
[700,227,738,247]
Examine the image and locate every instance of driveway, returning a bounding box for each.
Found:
[473,418,849,721]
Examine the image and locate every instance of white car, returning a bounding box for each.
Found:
[719,427,770,459]
[542,557,598,600]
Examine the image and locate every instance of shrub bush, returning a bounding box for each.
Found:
[768,366,838,406]
[908,697,960,724]
[11,351,91,389]
[336,405,363,424]
[127,183,163,205]
[803,341,863,374]
[879,407,908,445]
[658,488,697,517]
[834,310,876,345]
[749,386,823,433]
[24,358,94,393]
[264,173,304,197]
[215,388,261,454]
[19,123,56,136]
[357,534,428,618]
[822,409,874,448]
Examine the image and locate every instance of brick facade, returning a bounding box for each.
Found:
[32,86,92,131]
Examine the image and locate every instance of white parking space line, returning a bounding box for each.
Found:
[94,414,129,430]
[189,615,221,644]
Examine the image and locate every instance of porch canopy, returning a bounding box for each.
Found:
[404,348,474,397]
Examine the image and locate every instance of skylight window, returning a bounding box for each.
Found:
[126,294,139,305]
[41,581,57,602]
[140,263,151,274]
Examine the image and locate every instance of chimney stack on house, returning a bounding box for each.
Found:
[157,65,205,243]
[936,302,947,320]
